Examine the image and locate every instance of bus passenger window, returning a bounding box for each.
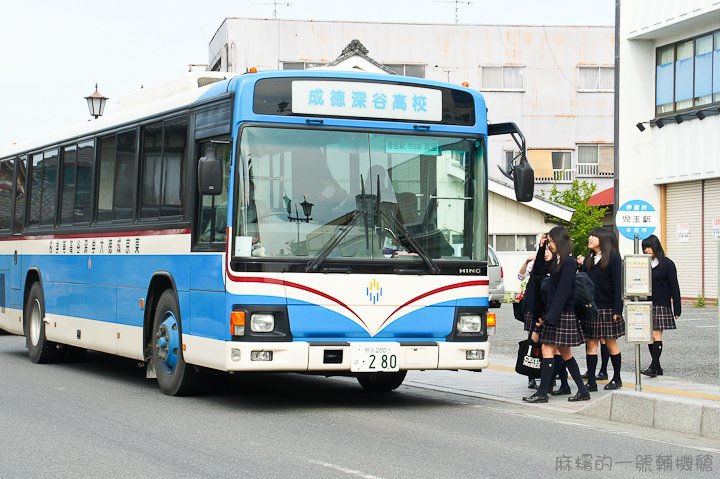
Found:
[0,159,13,230]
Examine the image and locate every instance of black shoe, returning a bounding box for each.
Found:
[528,378,537,389]
[550,385,571,396]
[641,367,658,378]
[581,371,588,380]
[656,368,664,376]
[568,392,591,402]
[522,393,549,403]
[604,380,622,390]
[584,382,598,392]
[596,371,609,381]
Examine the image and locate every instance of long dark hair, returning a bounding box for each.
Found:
[547,226,573,271]
[584,227,618,271]
[641,234,666,263]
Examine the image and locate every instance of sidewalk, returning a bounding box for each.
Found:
[405,354,720,440]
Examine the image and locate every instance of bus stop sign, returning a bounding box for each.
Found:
[615,199,658,240]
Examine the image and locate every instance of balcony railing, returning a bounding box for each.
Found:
[535,166,613,183]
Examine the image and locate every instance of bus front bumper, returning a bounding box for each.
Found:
[183,336,490,372]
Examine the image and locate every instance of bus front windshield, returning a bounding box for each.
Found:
[237,127,487,263]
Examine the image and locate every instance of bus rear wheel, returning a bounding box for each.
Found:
[356,371,407,392]
[151,290,199,396]
[24,283,61,364]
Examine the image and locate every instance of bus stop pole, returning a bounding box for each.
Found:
[634,234,641,392]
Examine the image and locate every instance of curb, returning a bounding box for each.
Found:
[576,390,720,439]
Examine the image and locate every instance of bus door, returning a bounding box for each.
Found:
[9,157,27,330]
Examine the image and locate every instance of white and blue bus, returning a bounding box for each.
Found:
[0,70,533,395]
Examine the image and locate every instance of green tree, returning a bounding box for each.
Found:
[545,180,607,256]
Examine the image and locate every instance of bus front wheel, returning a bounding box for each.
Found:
[151,290,199,396]
[356,371,407,392]
[24,283,61,364]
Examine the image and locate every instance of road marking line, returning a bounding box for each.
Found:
[307,459,388,479]
[486,364,720,401]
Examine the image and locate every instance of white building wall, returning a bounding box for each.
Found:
[619,1,720,299]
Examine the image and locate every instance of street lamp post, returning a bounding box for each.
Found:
[84,83,108,119]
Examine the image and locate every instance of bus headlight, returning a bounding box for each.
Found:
[458,314,482,333]
[251,313,275,333]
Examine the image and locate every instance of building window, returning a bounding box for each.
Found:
[281,61,326,70]
[656,29,720,115]
[577,144,613,177]
[480,66,524,90]
[504,150,520,173]
[491,234,538,252]
[384,64,425,78]
[578,66,614,91]
[552,152,572,182]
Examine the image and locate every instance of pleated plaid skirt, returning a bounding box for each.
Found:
[540,311,585,347]
[523,310,541,333]
[652,305,677,330]
[582,308,625,339]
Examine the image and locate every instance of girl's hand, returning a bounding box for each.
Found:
[612,314,622,321]
[535,318,544,328]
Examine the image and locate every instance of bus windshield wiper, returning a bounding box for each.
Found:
[378,207,441,274]
[305,209,365,272]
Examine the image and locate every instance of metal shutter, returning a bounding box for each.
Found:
[703,178,720,299]
[665,181,702,299]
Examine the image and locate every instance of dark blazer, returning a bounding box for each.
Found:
[649,257,682,317]
[582,250,623,315]
[523,243,550,321]
[543,255,576,325]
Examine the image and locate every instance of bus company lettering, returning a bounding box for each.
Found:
[458,268,483,274]
[48,237,141,254]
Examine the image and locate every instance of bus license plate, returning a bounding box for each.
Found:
[350,344,400,372]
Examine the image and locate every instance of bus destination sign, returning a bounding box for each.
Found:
[291,80,442,122]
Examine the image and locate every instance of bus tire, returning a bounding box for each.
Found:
[24,283,61,364]
[151,289,199,396]
[356,370,407,392]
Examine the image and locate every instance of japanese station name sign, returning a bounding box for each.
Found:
[291,80,442,122]
[615,199,658,241]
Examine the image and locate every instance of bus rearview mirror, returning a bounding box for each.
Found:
[198,148,223,196]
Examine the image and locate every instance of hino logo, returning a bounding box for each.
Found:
[458,268,483,274]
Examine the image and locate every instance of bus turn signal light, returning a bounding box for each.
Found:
[486,312,496,335]
[230,311,246,336]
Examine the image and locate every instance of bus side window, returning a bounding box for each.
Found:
[197,141,231,245]
[13,156,27,233]
[0,159,13,231]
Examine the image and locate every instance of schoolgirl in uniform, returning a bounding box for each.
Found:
[523,226,589,403]
[579,227,624,390]
[641,235,681,377]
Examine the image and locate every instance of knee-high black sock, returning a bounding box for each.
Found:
[536,358,555,396]
[651,341,663,370]
[610,353,622,382]
[565,356,588,395]
[554,354,568,387]
[586,354,598,384]
[599,343,609,374]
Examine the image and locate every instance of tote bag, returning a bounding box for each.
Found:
[515,339,542,378]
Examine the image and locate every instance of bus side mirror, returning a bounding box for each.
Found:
[488,122,534,203]
[513,154,534,202]
[198,147,223,196]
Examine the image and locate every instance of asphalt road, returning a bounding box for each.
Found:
[1,334,719,479]
[489,303,720,385]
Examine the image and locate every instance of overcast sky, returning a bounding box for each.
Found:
[0,0,614,148]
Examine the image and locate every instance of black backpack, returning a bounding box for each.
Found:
[574,272,598,323]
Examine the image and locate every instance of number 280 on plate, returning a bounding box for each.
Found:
[351,343,400,372]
